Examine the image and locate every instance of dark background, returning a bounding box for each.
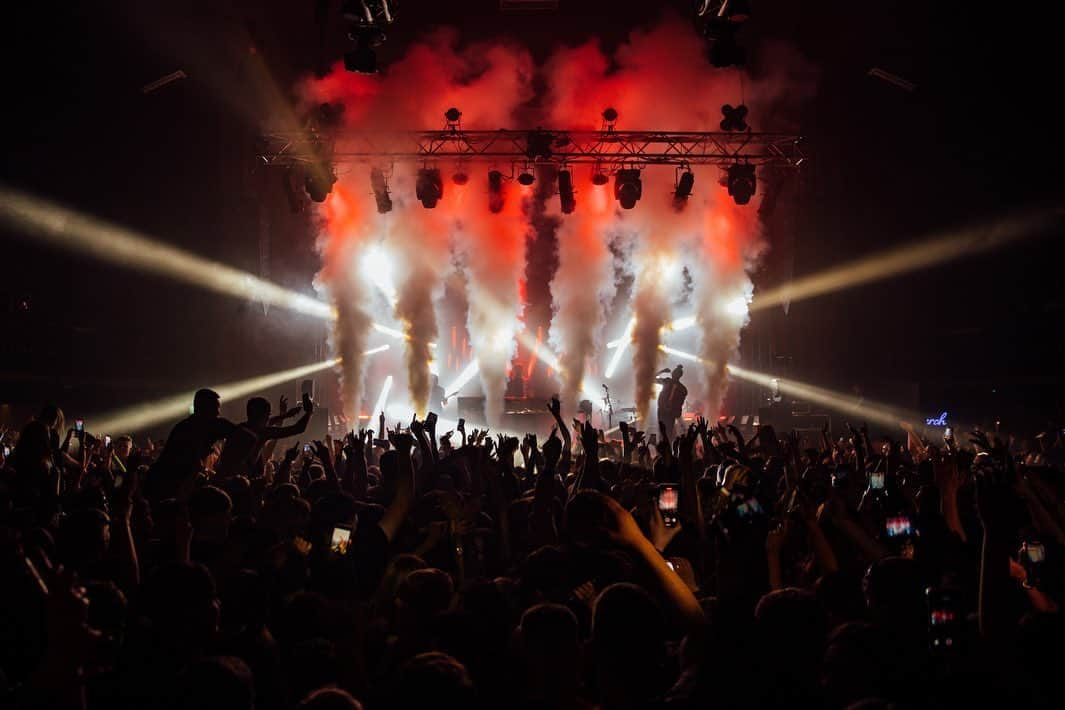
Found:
[2,1,1063,432]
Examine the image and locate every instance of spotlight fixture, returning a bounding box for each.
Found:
[673,169,694,209]
[703,17,745,67]
[696,0,751,22]
[591,170,610,186]
[344,26,385,74]
[525,130,554,161]
[452,171,469,185]
[370,168,392,213]
[614,169,642,209]
[444,107,461,128]
[517,168,536,186]
[557,169,576,214]
[720,104,748,132]
[602,107,619,127]
[727,163,756,205]
[416,168,443,209]
[488,170,505,213]
[304,167,337,203]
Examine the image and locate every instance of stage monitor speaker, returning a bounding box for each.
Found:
[458,396,486,424]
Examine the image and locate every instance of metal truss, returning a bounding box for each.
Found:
[258,127,805,171]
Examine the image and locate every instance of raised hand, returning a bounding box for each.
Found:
[580,420,599,460]
[313,440,332,464]
[547,396,561,419]
[285,440,301,462]
[390,430,415,453]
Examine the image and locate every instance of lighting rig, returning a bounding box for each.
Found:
[261,106,803,208]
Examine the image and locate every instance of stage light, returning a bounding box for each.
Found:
[614,169,642,209]
[517,169,536,186]
[371,322,438,349]
[727,163,756,205]
[92,358,342,434]
[344,25,386,74]
[416,168,443,209]
[750,207,1061,312]
[724,295,749,320]
[488,170,505,213]
[604,318,636,378]
[720,104,748,132]
[452,171,469,185]
[445,359,481,396]
[725,363,930,433]
[370,168,392,213]
[304,167,337,202]
[704,17,745,67]
[372,375,394,419]
[525,130,554,160]
[444,107,462,126]
[602,107,619,128]
[0,186,335,321]
[659,345,702,363]
[591,171,610,186]
[361,245,397,305]
[558,169,576,214]
[673,169,695,209]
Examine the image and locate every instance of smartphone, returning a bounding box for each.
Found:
[885,515,912,539]
[1024,541,1046,564]
[426,412,438,429]
[303,443,312,455]
[1022,541,1046,587]
[330,525,352,555]
[926,587,961,651]
[104,435,112,447]
[458,417,465,430]
[75,419,85,439]
[869,472,885,490]
[944,427,953,439]
[301,379,314,398]
[113,473,125,489]
[2,445,9,458]
[658,484,679,528]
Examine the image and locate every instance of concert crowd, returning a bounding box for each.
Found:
[1,387,1063,709]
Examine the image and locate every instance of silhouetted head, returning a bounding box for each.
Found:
[194,389,222,417]
[246,397,271,427]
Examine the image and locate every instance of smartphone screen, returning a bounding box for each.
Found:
[330,526,351,555]
[458,418,465,430]
[927,587,961,651]
[869,472,885,490]
[104,435,112,447]
[303,443,312,454]
[75,419,85,433]
[1025,542,1046,563]
[426,412,438,428]
[885,515,912,538]
[944,427,953,439]
[658,485,679,527]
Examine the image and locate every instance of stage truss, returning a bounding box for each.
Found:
[257,127,805,172]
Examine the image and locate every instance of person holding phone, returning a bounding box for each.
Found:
[215,391,315,478]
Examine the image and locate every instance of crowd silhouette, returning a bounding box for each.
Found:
[1,390,1063,708]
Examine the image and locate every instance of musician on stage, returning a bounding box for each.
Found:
[655,364,687,436]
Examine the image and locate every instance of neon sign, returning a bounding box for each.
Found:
[925,411,948,426]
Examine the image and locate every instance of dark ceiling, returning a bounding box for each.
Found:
[2,0,1063,422]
